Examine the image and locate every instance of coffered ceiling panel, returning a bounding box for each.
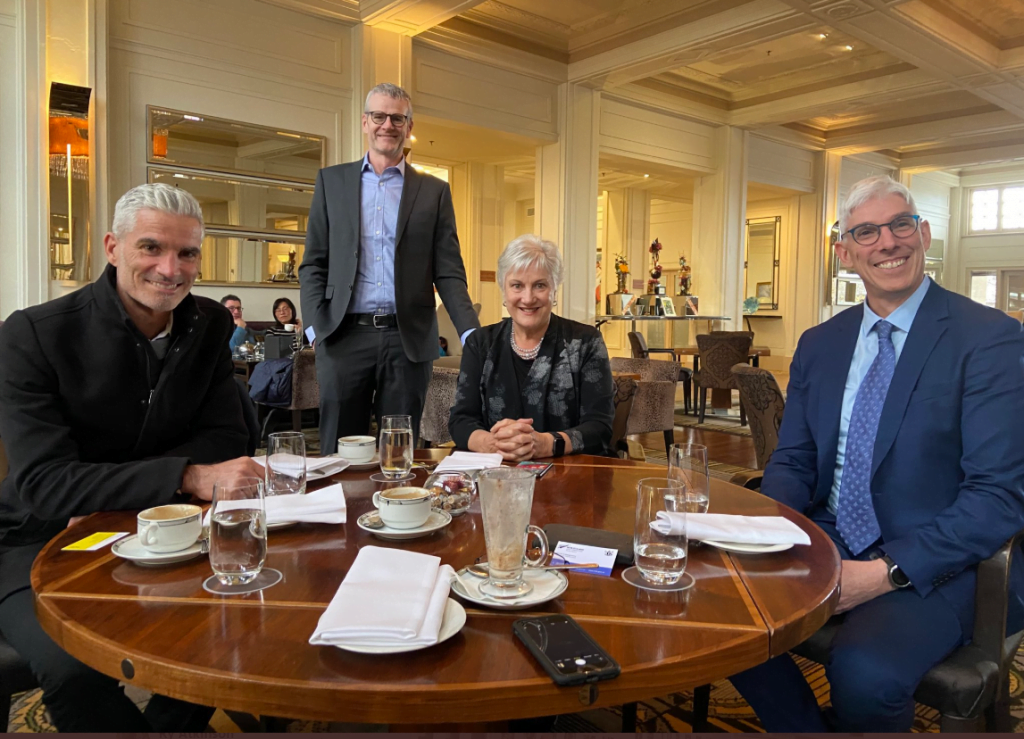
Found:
[921,0,1024,49]
[802,88,998,132]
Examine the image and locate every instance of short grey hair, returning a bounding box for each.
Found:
[497,234,563,292]
[839,175,917,234]
[111,183,204,239]
[364,82,413,120]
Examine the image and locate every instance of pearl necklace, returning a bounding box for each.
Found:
[510,330,543,361]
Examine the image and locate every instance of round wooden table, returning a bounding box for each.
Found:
[32,455,839,724]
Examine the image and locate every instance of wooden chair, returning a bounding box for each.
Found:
[694,332,752,425]
[628,331,692,414]
[731,364,785,470]
[420,366,460,446]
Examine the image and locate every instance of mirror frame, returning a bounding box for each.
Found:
[744,216,781,312]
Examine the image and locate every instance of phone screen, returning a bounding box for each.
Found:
[517,616,612,673]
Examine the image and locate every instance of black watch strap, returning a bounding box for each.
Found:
[550,432,565,458]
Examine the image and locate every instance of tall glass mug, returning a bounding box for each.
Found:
[379,415,413,480]
[266,431,306,496]
[210,477,267,585]
[478,468,548,599]
[634,478,687,585]
[668,443,710,514]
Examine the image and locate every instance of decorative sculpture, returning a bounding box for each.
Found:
[614,254,630,294]
[647,237,663,294]
[678,255,692,296]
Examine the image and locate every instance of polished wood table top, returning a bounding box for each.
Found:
[33,455,838,724]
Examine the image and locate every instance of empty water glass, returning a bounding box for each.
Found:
[266,431,306,496]
[634,478,687,586]
[668,443,710,514]
[210,477,267,586]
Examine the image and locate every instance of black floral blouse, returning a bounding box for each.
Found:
[448,314,614,456]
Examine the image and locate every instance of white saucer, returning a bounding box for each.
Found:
[334,598,466,654]
[703,540,794,554]
[357,510,452,540]
[112,535,204,566]
[334,452,380,471]
[451,568,568,610]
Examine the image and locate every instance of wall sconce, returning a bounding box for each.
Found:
[48,82,92,281]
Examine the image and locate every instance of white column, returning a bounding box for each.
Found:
[349,24,412,162]
[534,83,600,323]
[819,151,842,322]
[463,162,503,325]
[602,187,648,353]
[691,125,747,324]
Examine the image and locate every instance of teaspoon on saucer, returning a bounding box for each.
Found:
[465,562,600,577]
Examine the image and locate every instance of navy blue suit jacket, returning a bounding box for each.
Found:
[762,281,1024,631]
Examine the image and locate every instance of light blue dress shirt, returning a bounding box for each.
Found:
[828,276,932,514]
[349,154,404,315]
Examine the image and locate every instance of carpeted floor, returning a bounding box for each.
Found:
[674,410,752,437]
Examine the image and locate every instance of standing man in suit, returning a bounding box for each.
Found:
[299,82,479,453]
[729,175,1024,731]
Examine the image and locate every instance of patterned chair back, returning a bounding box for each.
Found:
[609,356,680,383]
[420,366,460,445]
[610,376,638,456]
[694,332,753,390]
[731,364,785,469]
[290,348,320,410]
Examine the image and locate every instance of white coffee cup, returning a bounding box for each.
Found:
[339,435,376,463]
[284,323,296,332]
[137,504,203,553]
[372,487,432,529]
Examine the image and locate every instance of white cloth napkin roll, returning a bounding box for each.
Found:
[253,455,350,479]
[434,451,504,473]
[310,546,455,648]
[204,483,347,526]
[651,512,811,546]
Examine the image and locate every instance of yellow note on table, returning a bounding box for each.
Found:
[62,532,129,552]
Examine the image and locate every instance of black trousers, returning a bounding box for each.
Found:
[0,585,214,732]
[315,322,432,455]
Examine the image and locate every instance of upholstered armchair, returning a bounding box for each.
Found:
[420,366,460,446]
[693,332,753,425]
[609,357,680,457]
[628,331,692,414]
[731,364,785,470]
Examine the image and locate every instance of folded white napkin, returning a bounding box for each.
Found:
[434,451,504,473]
[204,484,347,526]
[651,512,811,546]
[309,546,455,648]
[253,455,350,479]
[452,568,563,606]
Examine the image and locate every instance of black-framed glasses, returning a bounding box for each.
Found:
[843,214,920,246]
[365,111,410,127]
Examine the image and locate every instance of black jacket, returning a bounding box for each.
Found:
[0,265,248,601]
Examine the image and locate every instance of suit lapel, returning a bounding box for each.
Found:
[341,162,361,246]
[870,282,949,480]
[817,306,861,502]
[394,164,422,249]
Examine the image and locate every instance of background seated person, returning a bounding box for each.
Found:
[448,235,613,460]
[0,183,263,731]
[221,293,257,351]
[272,296,302,333]
[438,336,449,356]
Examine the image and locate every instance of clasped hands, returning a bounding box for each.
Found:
[473,418,554,462]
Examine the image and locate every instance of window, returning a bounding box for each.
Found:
[969,185,1024,233]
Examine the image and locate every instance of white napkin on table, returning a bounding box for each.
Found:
[204,484,347,526]
[651,512,811,546]
[309,546,455,648]
[254,455,350,480]
[434,451,503,473]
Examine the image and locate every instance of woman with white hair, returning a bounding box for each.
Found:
[448,235,614,460]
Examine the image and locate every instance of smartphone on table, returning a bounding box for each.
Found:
[512,615,621,686]
[516,461,554,478]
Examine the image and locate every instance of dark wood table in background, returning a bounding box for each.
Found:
[32,454,838,725]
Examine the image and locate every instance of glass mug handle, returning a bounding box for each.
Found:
[524,525,548,567]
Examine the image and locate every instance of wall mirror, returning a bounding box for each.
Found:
[744,216,781,310]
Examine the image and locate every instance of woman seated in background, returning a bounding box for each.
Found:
[448,235,614,460]
[271,297,302,333]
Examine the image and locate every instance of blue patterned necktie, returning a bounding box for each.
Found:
[837,319,895,555]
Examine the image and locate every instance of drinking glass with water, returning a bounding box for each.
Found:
[634,478,687,585]
[667,443,710,514]
[210,477,267,586]
[379,415,413,480]
[266,431,306,496]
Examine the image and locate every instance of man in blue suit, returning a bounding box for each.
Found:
[730,175,1024,731]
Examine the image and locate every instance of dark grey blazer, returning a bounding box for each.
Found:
[298,160,480,362]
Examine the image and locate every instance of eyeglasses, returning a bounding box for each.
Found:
[365,111,410,127]
[843,214,921,246]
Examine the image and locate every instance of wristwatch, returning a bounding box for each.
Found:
[550,432,566,458]
[881,554,911,589]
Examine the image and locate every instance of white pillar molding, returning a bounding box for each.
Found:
[945,186,964,295]
[819,150,842,323]
[349,24,412,162]
[463,161,504,322]
[602,187,649,351]
[534,83,600,323]
[691,125,746,323]
[88,0,109,281]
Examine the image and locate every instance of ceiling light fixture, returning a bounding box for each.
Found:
[409,134,417,141]
[818,33,828,39]
[644,173,650,178]
[844,44,854,51]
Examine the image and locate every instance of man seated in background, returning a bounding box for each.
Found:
[221,293,257,351]
[728,175,1024,731]
[0,183,263,731]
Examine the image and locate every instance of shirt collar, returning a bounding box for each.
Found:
[861,275,931,338]
[152,312,174,341]
[361,152,406,177]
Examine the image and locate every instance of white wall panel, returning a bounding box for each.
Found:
[748,136,815,193]
[599,98,715,174]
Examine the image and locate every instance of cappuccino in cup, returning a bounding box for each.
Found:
[137,504,202,553]
[372,487,431,529]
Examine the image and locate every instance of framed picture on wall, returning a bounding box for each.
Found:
[756,281,773,304]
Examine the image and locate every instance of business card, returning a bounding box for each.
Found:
[551,541,617,576]
[62,532,129,552]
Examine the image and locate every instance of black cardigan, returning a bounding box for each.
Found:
[448,314,614,456]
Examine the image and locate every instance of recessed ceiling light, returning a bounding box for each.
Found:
[844,45,854,51]
[409,134,417,141]
[643,173,650,178]
[818,33,828,39]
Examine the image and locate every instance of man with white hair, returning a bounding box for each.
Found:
[299,82,479,453]
[0,183,263,730]
[728,175,1024,731]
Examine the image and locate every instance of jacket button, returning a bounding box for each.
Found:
[349,283,354,289]
[353,250,358,256]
